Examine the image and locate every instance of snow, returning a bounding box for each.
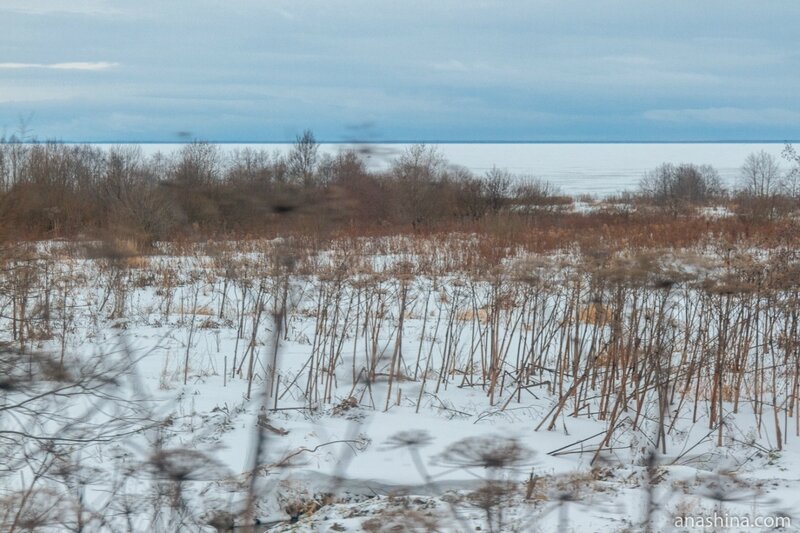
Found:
[91,142,789,196]
[2,240,799,532]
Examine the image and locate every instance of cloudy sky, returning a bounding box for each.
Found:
[1,0,798,142]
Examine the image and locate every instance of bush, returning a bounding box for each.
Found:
[639,163,724,215]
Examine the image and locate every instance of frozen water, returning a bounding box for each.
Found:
[115,142,790,196]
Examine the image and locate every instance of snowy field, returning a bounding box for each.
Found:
[3,238,799,532]
[107,142,790,196]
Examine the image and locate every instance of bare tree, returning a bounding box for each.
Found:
[390,144,446,228]
[639,163,723,214]
[740,150,782,197]
[782,144,800,197]
[483,167,512,213]
[167,142,225,226]
[513,176,561,209]
[287,129,319,186]
[173,141,223,187]
[101,146,178,245]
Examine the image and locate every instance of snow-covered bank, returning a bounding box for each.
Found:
[2,239,798,531]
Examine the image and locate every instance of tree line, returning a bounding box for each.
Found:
[0,130,798,245]
[0,131,567,244]
[637,149,800,218]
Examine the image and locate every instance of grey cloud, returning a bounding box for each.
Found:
[0,0,798,140]
[644,108,800,125]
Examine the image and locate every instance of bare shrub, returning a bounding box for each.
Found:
[639,163,724,214]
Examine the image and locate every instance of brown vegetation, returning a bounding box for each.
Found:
[2,137,800,530]
[2,136,797,258]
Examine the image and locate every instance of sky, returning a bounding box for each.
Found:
[1,0,799,142]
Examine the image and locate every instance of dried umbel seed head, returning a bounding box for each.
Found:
[467,480,517,511]
[434,436,535,471]
[0,345,74,391]
[693,475,755,504]
[147,448,230,483]
[381,430,435,451]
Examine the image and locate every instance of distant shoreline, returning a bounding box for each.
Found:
[45,140,800,145]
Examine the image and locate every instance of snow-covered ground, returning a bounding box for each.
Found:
[2,240,798,532]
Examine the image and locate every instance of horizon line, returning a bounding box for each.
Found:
[19,139,800,145]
